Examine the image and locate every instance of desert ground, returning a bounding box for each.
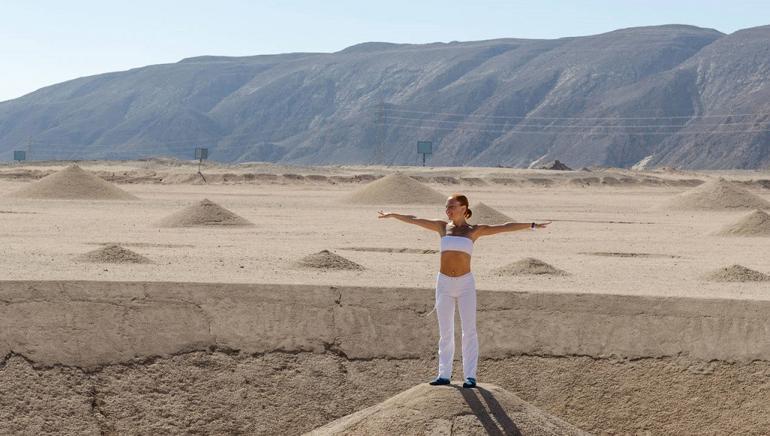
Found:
[1,160,770,435]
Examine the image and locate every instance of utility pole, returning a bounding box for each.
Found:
[195,147,208,183]
[373,102,385,165]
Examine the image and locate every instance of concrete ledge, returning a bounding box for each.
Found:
[1,280,769,368]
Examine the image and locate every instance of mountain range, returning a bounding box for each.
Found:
[0,24,768,169]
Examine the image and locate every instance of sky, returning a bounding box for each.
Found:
[1,0,768,102]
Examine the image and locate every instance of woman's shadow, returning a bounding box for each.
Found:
[452,385,522,436]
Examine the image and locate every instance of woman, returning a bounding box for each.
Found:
[378,194,550,388]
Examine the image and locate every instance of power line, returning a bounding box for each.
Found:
[15,105,770,150]
[380,114,770,129]
[25,136,252,151]
[376,120,770,136]
[381,107,770,121]
[9,103,770,157]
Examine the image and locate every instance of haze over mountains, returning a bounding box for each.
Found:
[0,24,768,169]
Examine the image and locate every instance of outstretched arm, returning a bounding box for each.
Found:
[378,211,446,233]
[474,221,551,238]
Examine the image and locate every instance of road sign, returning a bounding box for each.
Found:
[417,141,433,166]
[417,141,433,155]
[13,150,26,162]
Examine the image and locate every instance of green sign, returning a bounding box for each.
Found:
[417,141,432,154]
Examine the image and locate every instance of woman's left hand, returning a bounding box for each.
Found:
[535,222,551,229]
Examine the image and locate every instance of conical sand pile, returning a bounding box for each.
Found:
[715,210,770,236]
[345,173,446,204]
[306,383,588,435]
[8,165,138,200]
[468,202,514,225]
[703,265,770,282]
[75,244,151,264]
[661,178,770,210]
[158,199,253,227]
[492,257,568,276]
[296,250,364,271]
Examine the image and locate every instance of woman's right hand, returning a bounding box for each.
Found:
[378,210,394,219]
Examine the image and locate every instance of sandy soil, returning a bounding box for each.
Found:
[2,160,770,435]
[0,161,768,301]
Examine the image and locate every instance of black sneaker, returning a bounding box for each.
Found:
[428,377,450,386]
[462,377,477,388]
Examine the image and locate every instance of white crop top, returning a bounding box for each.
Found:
[440,235,473,255]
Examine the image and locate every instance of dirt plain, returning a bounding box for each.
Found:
[0,161,769,299]
[1,160,770,435]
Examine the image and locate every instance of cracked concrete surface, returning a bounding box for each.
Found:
[3,280,770,369]
[2,280,770,434]
[2,351,769,435]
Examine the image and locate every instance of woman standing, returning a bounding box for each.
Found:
[379,194,550,388]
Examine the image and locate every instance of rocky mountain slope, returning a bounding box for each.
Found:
[1,25,768,168]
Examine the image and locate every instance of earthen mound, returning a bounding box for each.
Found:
[582,251,680,259]
[468,202,514,225]
[7,165,138,200]
[297,250,364,271]
[715,210,770,237]
[158,199,253,227]
[75,244,151,264]
[339,246,437,254]
[703,265,770,282]
[540,159,573,171]
[306,383,588,435]
[661,178,770,210]
[345,173,446,204]
[492,258,568,276]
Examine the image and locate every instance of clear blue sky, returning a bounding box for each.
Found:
[1,0,768,102]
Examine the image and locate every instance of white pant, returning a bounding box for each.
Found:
[435,272,478,380]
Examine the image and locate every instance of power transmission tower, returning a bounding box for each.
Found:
[373,102,385,164]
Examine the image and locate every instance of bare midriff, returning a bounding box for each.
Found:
[440,251,472,277]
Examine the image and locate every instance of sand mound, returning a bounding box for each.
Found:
[75,244,151,264]
[492,258,568,276]
[339,247,438,254]
[715,210,770,237]
[582,251,680,259]
[345,173,446,204]
[7,165,138,200]
[158,199,253,227]
[703,265,770,282]
[468,202,514,225]
[661,178,770,210]
[297,250,364,271]
[307,383,587,435]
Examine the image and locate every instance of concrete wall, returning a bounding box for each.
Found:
[1,280,769,368]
